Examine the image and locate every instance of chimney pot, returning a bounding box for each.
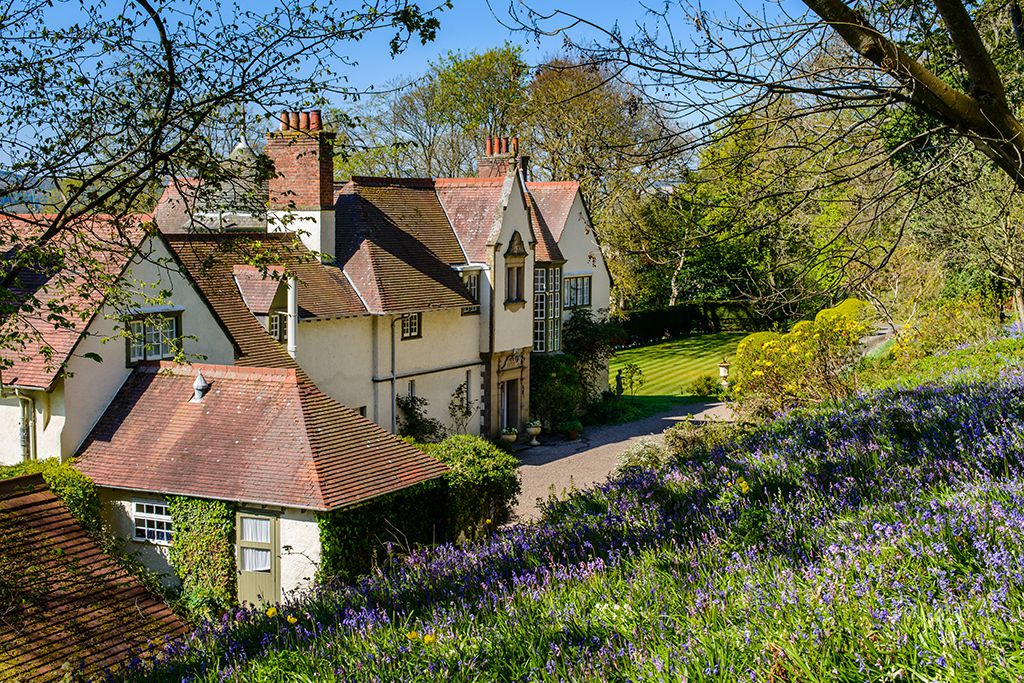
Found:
[191,369,211,403]
[309,110,322,131]
[485,137,493,156]
[511,136,519,155]
[279,112,289,131]
[288,111,300,130]
[299,111,310,131]
[500,137,507,154]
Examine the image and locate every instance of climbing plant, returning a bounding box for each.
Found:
[318,480,447,582]
[0,459,100,534]
[166,496,236,620]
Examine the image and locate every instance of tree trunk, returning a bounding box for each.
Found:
[668,250,686,307]
[1014,282,1024,325]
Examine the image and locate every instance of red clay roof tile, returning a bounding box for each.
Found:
[0,473,184,681]
[75,362,448,510]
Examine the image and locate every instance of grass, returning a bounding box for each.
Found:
[609,332,745,397]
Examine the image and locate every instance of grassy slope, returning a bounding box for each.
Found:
[128,365,1024,682]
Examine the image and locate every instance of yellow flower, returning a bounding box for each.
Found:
[423,634,437,646]
[753,370,764,377]
[266,607,278,618]
[485,518,492,525]
[737,477,751,495]
[287,615,298,625]
[406,630,421,641]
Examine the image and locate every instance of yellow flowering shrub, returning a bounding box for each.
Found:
[733,299,870,416]
[893,296,998,363]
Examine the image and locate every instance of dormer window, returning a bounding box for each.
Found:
[126,314,181,365]
[268,311,288,344]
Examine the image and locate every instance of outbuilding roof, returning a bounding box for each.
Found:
[75,362,448,511]
[0,473,184,681]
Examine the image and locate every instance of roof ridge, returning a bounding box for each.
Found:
[147,361,299,382]
[350,175,435,188]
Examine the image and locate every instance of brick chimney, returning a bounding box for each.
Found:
[265,110,336,257]
[477,135,530,181]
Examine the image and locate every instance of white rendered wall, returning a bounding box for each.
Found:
[490,181,535,353]
[99,488,179,587]
[371,309,483,434]
[0,385,65,465]
[268,210,335,257]
[295,316,374,415]
[557,193,612,321]
[280,508,322,601]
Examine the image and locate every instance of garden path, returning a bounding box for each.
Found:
[514,400,734,521]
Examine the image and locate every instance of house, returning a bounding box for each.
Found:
[0,219,448,603]
[0,473,184,681]
[74,362,447,604]
[155,118,611,436]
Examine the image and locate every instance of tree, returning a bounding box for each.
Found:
[511,0,1024,315]
[0,0,447,363]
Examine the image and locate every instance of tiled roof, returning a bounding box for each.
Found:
[164,233,366,369]
[154,175,268,234]
[0,216,148,390]
[525,182,580,242]
[435,176,565,263]
[0,473,184,681]
[335,177,475,314]
[75,363,448,510]
[233,265,284,315]
[434,177,506,263]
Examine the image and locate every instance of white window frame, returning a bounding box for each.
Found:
[132,500,173,545]
[462,272,481,315]
[127,314,180,364]
[401,313,421,340]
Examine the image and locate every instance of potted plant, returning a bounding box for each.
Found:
[560,419,583,440]
[525,419,542,446]
[499,426,518,444]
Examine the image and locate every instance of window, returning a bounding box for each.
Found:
[238,515,272,572]
[533,267,562,352]
[408,380,416,398]
[268,312,288,344]
[401,313,421,339]
[127,314,180,364]
[564,275,593,310]
[462,272,480,315]
[132,500,173,544]
[505,265,524,302]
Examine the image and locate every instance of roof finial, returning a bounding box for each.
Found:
[191,370,211,403]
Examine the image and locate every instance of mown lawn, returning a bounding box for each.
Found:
[609,332,746,397]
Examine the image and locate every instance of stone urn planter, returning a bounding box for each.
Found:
[525,421,542,446]
[500,429,518,444]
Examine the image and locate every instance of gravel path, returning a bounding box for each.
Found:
[513,400,734,521]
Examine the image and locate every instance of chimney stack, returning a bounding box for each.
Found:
[477,134,530,181]
[265,111,337,257]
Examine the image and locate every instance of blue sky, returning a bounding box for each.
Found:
[343,1,721,91]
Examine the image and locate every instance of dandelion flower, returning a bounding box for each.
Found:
[287,615,298,625]
[407,630,421,641]
[485,518,492,525]
[423,634,437,646]
[266,607,278,618]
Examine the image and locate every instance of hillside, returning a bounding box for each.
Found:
[120,370,1024,681]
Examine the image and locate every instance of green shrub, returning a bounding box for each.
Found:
[530,353,583,428]
[615,438,670,474]
[687,374,719,397]
[733,300,869,417]
[559,419,583,437]
[562,310,624,403]
[166,497,236,620]
[318,481,447,582]
[893,296,999,363]
[431,435,521,542]
[0,459,100,534]
[396,395,445,443]
[663,420,749,462]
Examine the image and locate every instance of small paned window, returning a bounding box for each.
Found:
[401,313,421,340]
[462,272,481,315]
[238,515,272,572]
[127,314,180,365]
[132,501,173,544]
[268,312,288,344]
[564,276,593,309]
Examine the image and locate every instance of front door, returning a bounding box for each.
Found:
[236,511,279,606]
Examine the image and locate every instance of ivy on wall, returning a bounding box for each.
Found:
[318,480,447,582]
[166,496,236,619]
